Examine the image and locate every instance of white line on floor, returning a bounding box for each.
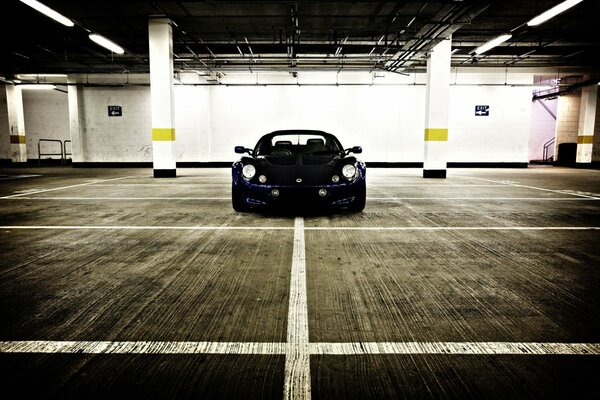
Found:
[1,226,598,231]
[4,196,597,201]
[370,184,507,187]
[461,176,600,199]
[89,184,230,187]
[0,176,136,199]
[1,340,598,356]
[0,174,41,181]
[1,197,230,200]
[309,342,600,356]
[0,225,294,231]
[367,197,600,201]
[284,217,311,400]
[303,227,600,231]
[0,341,285,355]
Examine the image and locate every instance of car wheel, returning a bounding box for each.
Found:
[232,184,249,212]
[349,181,366,212]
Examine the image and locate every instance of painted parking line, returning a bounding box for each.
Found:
[0,225,295,231]
[1,226,598,231]
[309,341,600,356]
[367,197,600,201]
[303,226,600,231]
[460,176,600,199]
[284,217,311,400]
[0,174,41,181]
[0,176,136,199]
[0,197,231,200]
[4,196,598,201]
[2,340,598,356]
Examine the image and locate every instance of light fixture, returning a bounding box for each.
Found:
[16,74,67,79]
[474,34,512,55]
[19,0,74,27]
[89,34,125,54]
[527,0,583,27]
[19,84,57,90]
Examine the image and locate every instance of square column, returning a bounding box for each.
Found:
[423,38,451,178]
[5,85,27,164]
[67,78,84,163]
[576,85,597,164]
[149,18,176,178]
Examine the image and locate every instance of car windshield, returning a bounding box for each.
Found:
[255,133,343,156]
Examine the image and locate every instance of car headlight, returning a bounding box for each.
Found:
[242,164,256,180]
[342,164,357,180]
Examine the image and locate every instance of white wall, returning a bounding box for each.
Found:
[22,89,69,159]
[7,70,536,164]
[448,85,531,163]
[79,87,152,162]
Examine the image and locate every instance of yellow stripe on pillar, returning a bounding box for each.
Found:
[152,128,176,141]
[424,128,448,142]
[577,135,593,144]
[10,135,26,144]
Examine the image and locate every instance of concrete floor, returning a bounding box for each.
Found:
[0,166,599,399]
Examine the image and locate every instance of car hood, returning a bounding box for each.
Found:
[251,154,354,185]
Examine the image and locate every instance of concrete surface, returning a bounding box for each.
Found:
[0,166,599,399]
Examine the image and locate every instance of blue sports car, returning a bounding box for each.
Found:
[232,130,366,212]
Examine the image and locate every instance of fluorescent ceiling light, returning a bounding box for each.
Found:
[17,73,67,78]
[475,34,512,55]
[19,0,74,27]
[89,34,125,54]
[19,84,57,90]
[527,0,583,27]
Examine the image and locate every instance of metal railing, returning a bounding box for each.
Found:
[63,140,72,163]
[38,139,71,165]
[543,137,556,162]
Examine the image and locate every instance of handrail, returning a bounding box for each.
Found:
[38,139,65,165]
[543,137,556,162]
[63,140,72,164]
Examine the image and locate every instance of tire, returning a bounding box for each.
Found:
[232,184,249,212]
[349,180,366,212]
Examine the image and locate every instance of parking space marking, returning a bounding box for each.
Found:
[0,176,136,199]
[1,226,598,231]
[90,183,229,187]
[367,197,600,201]
[2,196,598,201]
[370,184,507,187]
[310,342,600,356]
[0,197,230,200]
[304,226,600,231]
[0,225,294,231]
[0,340,285,355]
[284,217,311,400]
[2,340,598,356]
[460,176,600,199]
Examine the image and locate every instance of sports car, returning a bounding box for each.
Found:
[232,130,366,212]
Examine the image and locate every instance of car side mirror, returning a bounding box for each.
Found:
[235,146,252,155]
[346,146,362,154]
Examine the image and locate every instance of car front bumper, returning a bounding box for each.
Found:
[235,178,363,208]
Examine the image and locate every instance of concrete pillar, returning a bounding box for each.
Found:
[423,38,451,178]
[576,85,597,163]
[5,85,27,163]
[67,78,84,163]
[148,18,176,178]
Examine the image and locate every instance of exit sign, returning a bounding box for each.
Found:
[475,105,489,116]
[108,105,122,117]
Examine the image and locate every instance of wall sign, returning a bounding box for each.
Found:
[108,105,122,117]
[475,105,489,116]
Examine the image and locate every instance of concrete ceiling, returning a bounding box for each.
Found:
[1,0,598,76]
